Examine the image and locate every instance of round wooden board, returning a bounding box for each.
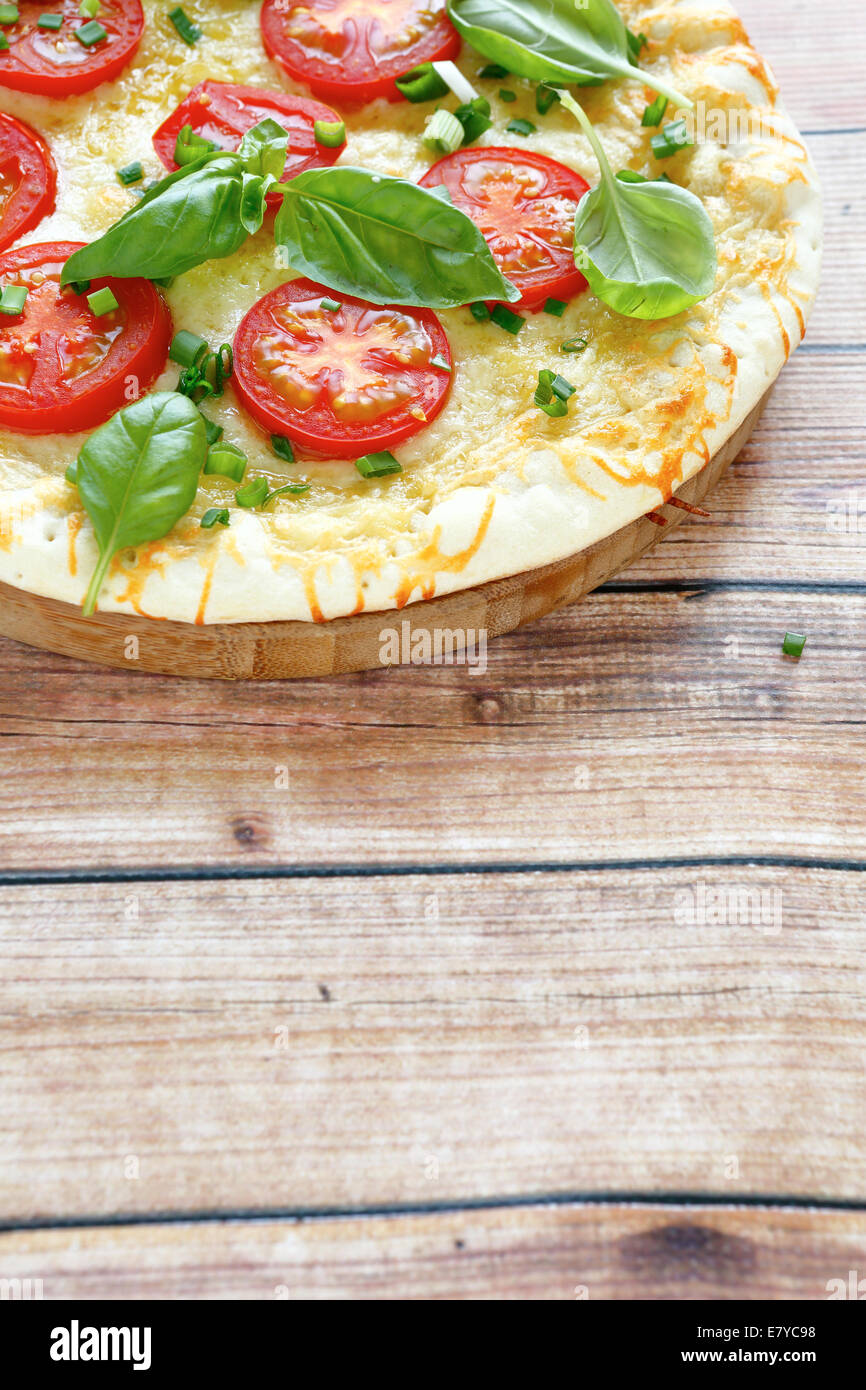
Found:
[0,393,767,680]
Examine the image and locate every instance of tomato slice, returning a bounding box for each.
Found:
[233,278,453,458]
[420,148,591,312]
[0,0,144,98]
[260,0,460,105]
[0,113,57,253]
[0,242,172,435]
[153,82,346,205]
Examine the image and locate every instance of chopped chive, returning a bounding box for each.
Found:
[263,482,311,507]
[319,297,341,312]
[395,61,449,103]
[506,118,536,137]
[174,123,219,166]
[430,353,452,372]
[536,85,560,116]
[169,330,208,369]
[168,5,200,46]
[314,119,346,148]
[235,476,270,508]
[205,444,248,484]
[116,161,144,186]
[642,93,668,128]
[201,508,230,530]
[68,279,91,296]
[454,96,492,146]
[74,18,107,45]
[651,119,693,159]
[38,13,64,29]
[561,334,588,353]
[270,435,295,463]
[479,63,508,80]
[423,109,464,155]
[79,0,100,15]
[782,631,807,658]
[627,29,648,60]
[544,298,568,317]
[535,369,575,418]
[201,416,223,448]
[498,88,517,103]
[0,4,19,22]
[490,304,525,335]
[0,284,27,316]
[0,34,8,49]
[356,451,402,479]
[65,461,78,485]
[87,286,119,316]
[470,300,490,322]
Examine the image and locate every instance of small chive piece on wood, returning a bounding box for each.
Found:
[490,304,525,335]
[75,18,107,45]
[642,93,668,128]
[201,508,230,530]
[87,286,119,316]
[0,4,19,22]
[544,298,568,317]
[0,284,28,315]
[782,631,807,658]
[235,476,270,508]
[169,330,208,368]
[651,118,693,159]
[168,5,200,46]
[506,118,536,137]
[470,301,490,322]
[270,435,295,463]
[314,119,345,148]
[116,161,144,186]
[356,451,402,479]
[38,13,64,29]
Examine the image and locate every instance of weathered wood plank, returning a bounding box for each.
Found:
[1,868,864,1220]
[0,1202,864,1301]
[739,0,862,133]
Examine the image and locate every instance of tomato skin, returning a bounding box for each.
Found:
[233,278,453,459]
[260,0,460,106]
[0,242,172,436]
[0,0,144,98]
[420,147,591,312]
[0,114,57,253]
[153,83,345,210]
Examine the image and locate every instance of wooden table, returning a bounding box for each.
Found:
[1,0,864,1300]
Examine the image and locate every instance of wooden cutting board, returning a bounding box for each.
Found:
[0,393,767,680]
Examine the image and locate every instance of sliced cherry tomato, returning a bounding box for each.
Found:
[153,82,346,208]
[233,278,453,458]
[260,0,460,105]
[420,147,591,311]
[0,113,57,253]
[0,0,144,98]
[0,242,172,435]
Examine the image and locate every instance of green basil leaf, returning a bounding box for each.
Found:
[238,118,290,183]
[274,166,518,308]
[61,154,257,286]
[562,92,716,320]
[446,0,691,106]
[76,393,207,616]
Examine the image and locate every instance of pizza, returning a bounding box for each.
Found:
[0,0,822,626]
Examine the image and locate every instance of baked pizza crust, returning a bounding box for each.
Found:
[0,0,822,624]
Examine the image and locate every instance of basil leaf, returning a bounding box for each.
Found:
[446,0,691,106]
[274,166,518,308]
[61,154,260,285]
[76,393,207,616]
[562,92,716,320]
[238,118,290,183]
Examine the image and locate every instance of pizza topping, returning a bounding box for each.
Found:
[356,450,402,479]
[153,82,346,184]
[0,112,57,253]
[168,4,200,47]
[260,0,460,105]
[534,368,575,418]
[233,279,453,459]
[0,241,171,434]
[0,1,144,97]
[420,147,590,311]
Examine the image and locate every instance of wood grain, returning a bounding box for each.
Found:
[1,1204,864,1300]
[2,868,864,1220]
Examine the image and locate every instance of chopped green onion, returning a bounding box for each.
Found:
[65,461,78,486]
[68,279,91,296]
[536,85,560,116]
[235,477,270,508]
[314,119,346,148]
[201,508,230,530]
[174,123,219,167]
[651,119,693,159]
[431,60,478,106]
[544,298,568,317]
[87,286,119,316]
[170,330,208,369]
[319,297,341,312]
[201,416,223,448]
[206,444,248,484]
[74,18,107,45]
[263,482,310,507]
[782,631,807,658]
[423,109,464,156]
[535,369,575,418]
[38,13,63,30]
[116,161,144,186]
[0,35,8,49]
[499,88,517,103]
[0,284,27,316]
[356,451,402,479]
[270,435,295,463]
[395,62,449,103]
[479,63,508,80]
[642,93,668,128]
[430,353,452,372]
[470,301,490,322]
[506,118,536,137]
[491,304,525,335]
[454,96,492,146]
[168,5,200,46]
[0,4,19,21]
[79,0,100,15]
[561,334,589,354]
[627,29,648,60]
